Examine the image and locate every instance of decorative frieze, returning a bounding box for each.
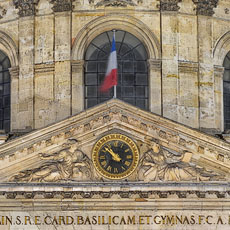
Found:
[96,0,136,7]
[50,0,74,12]
[157,0,182,12]
[13,0,39,17]
[193,0,219,16]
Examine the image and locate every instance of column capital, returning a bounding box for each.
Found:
[192,0,219,16]
[71,60,84,73]
[147,59,161,71]
[13,0,39,17]
[9,66,19,80]
[50,0,74,12]
[157,0,182,12]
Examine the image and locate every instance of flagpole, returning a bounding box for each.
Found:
[113,29,117,99]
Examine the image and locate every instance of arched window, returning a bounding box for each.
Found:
[84,30,148,110]
[223,51,230,131]
[0,51,11,133]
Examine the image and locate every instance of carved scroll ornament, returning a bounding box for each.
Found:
[137,140,223,182]
[10,139,93,182]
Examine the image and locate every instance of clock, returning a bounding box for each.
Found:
[92,134,139,180]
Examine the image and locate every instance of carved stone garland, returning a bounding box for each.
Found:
[157,0,182,11]
[13,0,39,17]
[50,0,74,12]
[96,0,136,7]
[192,0,219,16]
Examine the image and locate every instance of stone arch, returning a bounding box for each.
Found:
[72,14,161,60]
[213,31,230,66]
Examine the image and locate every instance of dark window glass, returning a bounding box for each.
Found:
[84,30,148,110]
[224,52,230,131]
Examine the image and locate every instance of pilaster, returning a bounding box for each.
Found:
[71,60,84,114]
[148,59,161,115]
[53,10,72,121]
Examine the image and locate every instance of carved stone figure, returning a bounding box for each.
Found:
[10,139,92,182]
[138,139,222,182]
[192,0,219,16]
[13,0,39,17]
[157,0,182,11]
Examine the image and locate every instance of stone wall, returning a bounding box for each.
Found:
[0,0,230,133]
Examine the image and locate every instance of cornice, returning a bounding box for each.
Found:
[1,182,230,200]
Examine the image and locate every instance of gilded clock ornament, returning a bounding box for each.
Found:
[92,134,139,179]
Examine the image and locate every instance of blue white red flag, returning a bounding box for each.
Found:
[100,34,118,93]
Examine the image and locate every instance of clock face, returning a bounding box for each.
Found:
[92,134,139,180]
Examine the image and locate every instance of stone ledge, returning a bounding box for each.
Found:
[1,182,230,199]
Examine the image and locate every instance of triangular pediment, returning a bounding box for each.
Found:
[1,99,230,184]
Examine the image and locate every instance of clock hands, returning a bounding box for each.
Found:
[104,147,122,162]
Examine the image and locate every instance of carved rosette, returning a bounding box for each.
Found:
[96,0,136,7]
[193,0,219,16]
[50,0,74,12]
[13,0,39,17]
[157,0,182,11]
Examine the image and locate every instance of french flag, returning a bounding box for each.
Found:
[100,33,118,93]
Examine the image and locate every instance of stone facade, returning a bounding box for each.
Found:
[0,0,230,229]
[0,0,228,134]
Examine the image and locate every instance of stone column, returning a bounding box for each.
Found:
[13,0,39,130]
[51,0,73,121]
[214,65,224,132]
[72,60,84,114]
[148,59,161,115]
[9,66,19,131]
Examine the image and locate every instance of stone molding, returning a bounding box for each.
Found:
[13,0,39,17]
[71,60,84,73]
[34,63,55,74]
[95,0,136,7]
[193,0,219,16]
[9,66,19,80]
[214,65,225,77]
[157,0,182,12]
[50,0,74,12]
[1,183,230,199]
[178,61,199,73]
[147,59,161,71]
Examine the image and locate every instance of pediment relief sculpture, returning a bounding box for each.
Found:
[137,139,224,182]
[10,139,93,182]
